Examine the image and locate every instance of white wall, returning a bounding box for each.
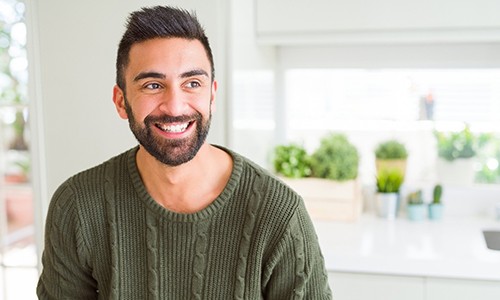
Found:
[228,0,277,165]
[256,0,500,45]
[257,0,500,33]
[29,0,229,213]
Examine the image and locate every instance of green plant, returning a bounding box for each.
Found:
[310,133,359,181]
[272,143,312,178]
[432,184,443,204]
[435,125,491,161]
[375,140,408,160]
[407,190,424,205]
[476,137,500,184]
[375,169,404,193]
[1,2,29,151]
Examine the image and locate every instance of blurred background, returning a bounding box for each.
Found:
[1,0,500,299]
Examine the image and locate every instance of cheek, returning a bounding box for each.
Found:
[127,98,158,121]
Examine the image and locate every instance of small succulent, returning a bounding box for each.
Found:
[432,184,443,204]
[407,190,424,205]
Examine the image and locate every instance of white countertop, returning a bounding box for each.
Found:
[314,214,500,281]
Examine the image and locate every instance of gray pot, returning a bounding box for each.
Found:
[376,192,399,220]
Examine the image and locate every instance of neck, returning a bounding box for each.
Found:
[135,143,232,213]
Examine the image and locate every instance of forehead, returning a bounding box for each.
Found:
[126,38,211,77]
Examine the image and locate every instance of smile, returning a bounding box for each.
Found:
[155,122,191,133]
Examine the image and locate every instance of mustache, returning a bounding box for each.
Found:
[144,113,200,125]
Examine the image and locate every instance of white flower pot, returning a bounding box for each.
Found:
[375,192,399,220]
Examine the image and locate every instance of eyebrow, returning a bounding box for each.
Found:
[181,69,209,79]
[133,69,209,82]
[133,71,165,82]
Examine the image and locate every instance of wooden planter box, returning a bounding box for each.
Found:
[281,177,363,222]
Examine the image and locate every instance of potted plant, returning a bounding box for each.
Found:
[375,139,408,176]
[273,133,362,221]
[375,168,404,220]
[310,133,359,181]
[273,143,312,179]
[406,189,426,221]
[434,125,490,185]
[428,184,443,220]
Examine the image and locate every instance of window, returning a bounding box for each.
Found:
[285,68,500,184]
[0,1,38,299]
[232,68,500,185]
[231,70,275,167]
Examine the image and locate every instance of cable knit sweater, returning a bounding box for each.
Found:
[37,146,332,299]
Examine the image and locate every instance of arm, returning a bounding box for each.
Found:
[37,182,98,299]
[262,201,332,300]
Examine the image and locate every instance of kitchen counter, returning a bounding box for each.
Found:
[314,214,500,281]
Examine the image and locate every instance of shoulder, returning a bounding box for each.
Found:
[48,147,136,215]
[218,145,305,220]
[69,147,135,187]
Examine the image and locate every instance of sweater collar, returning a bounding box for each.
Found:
[126,145,244,222]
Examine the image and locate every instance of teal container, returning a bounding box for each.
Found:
[407,204,426,221]
[428,203,444,220]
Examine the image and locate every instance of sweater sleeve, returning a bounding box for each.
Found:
[36,181,98,299]
[262,200,332,300]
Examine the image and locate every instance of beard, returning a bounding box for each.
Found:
[124,98,211,167]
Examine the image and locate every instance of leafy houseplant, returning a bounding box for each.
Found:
[310,133,359,181]
[273,133,362,221]
[435,125,490,162]
[273,143,312,178]
[428,184,444,220]
[406,189,426,221]
[375,139,408,177]
[375,140,408,160]
[435,125,491,185]
[376,169,405,194]
[375,169,404,219]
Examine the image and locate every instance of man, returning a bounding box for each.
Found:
[37,6,332,299]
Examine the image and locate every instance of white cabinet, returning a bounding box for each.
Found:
[426,278,500,300]
[328,272,425,300]
[329,272,500,300]
[256,0,500,44]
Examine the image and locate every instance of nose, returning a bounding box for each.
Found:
[158,86,186,116]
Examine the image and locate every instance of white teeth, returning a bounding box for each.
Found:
[158,122,189,133]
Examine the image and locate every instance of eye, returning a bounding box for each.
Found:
[145,82,161,90]
[185,81,201,89]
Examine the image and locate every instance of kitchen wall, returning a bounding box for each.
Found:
[28,0,230,217]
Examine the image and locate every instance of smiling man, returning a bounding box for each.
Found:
[118,38,215,169]
[37,6,332,299]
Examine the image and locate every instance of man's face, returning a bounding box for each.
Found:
[113,38,217,166]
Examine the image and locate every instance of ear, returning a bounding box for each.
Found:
[113,85,129,120]
[210,80,217,112]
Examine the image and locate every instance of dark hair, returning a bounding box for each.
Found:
[116,6,215,90]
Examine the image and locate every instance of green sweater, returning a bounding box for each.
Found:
[37,146,332,299]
